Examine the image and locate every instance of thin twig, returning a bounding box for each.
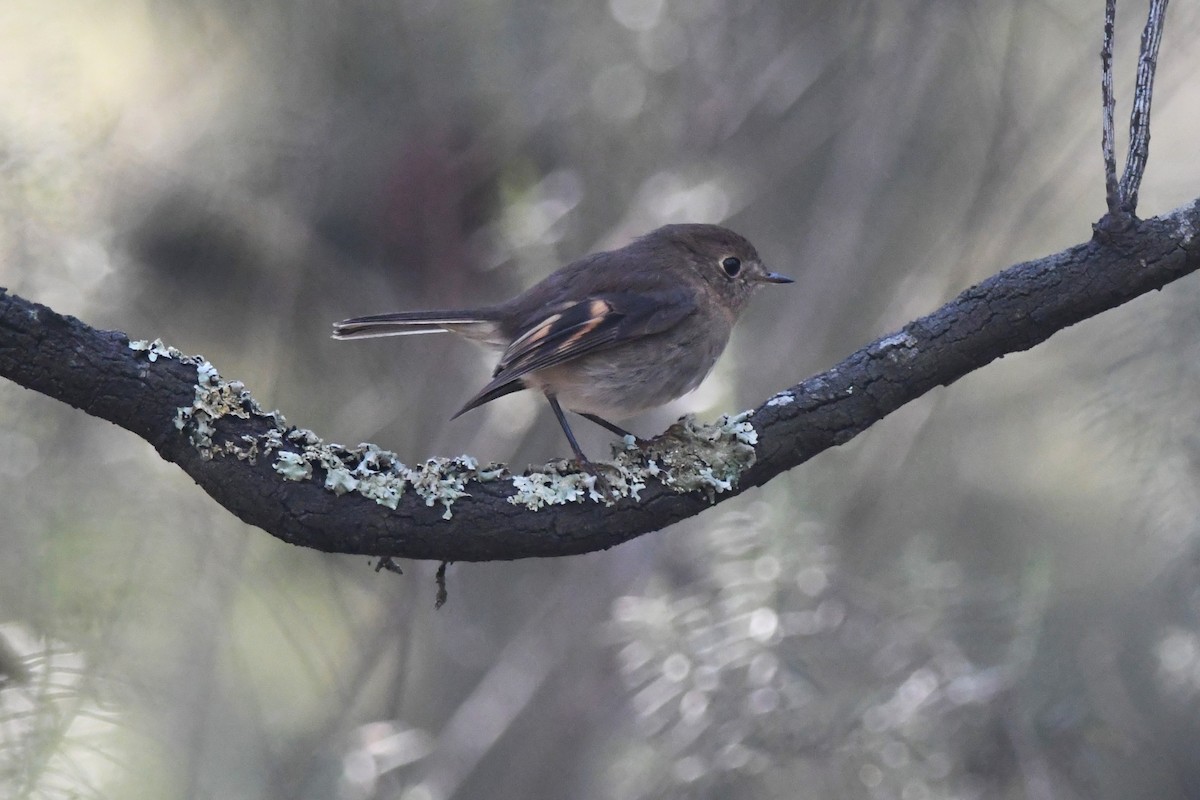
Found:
[1101,0,1120,214]
[1119,0,1171,214]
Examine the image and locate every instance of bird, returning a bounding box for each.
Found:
[332,223,792,465]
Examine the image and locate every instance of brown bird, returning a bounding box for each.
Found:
[333,223,792,464]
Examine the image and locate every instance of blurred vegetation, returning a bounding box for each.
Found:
[3,0,1200,798]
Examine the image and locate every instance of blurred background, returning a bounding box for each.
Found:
[3,0,1200,797]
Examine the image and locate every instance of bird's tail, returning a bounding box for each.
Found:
[331,309,505,346]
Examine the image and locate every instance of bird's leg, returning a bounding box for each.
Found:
[578,413,634,440]
[546,394,594,468]
[546,398,621,493]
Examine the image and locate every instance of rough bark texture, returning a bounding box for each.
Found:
[1,206,1198,561]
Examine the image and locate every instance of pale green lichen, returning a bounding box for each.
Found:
[723,409,758,445]
[506,411,759,510]
[510,465,606,510]
[632,412,758,497]
[131,337,760,518]
[405,456,482,520]
[131,338,282,456]
[274,435,402,510]
[267,434,510,518]
[324,466,359,495]
[129,338,419,511]
[274,451,312,481]
[766,392,795,407]
[128,338,183,362]
[348,443,406,508]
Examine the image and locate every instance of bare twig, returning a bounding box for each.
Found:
[1118,0,1171,214]
[1101,0,1120,213]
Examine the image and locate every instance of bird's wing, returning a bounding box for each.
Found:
[452,290,696,416]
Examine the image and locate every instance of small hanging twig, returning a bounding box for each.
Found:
[375,556,404,574]
[435,562,450,609]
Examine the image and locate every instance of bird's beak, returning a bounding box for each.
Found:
[760,269,794,284]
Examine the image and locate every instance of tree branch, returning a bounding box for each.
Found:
[0,0,1188,563]
[2,205,1198,561]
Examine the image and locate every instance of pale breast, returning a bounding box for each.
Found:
[521,313,731,419]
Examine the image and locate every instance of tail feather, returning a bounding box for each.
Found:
[450,376,526,419]
[332,309,503,344]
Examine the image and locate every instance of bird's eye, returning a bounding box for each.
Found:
[721,256,742,277]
